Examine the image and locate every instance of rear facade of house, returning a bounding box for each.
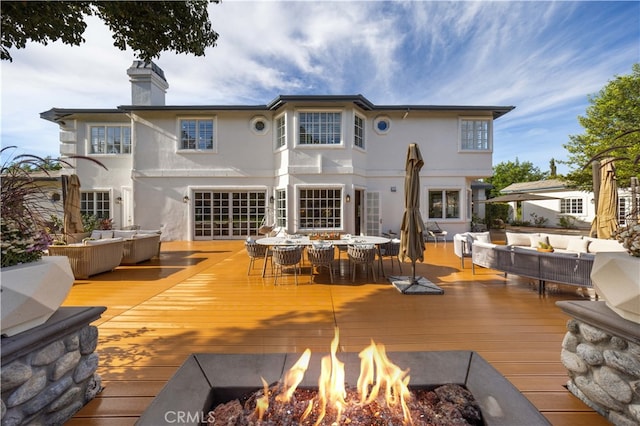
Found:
[41,61,514,241]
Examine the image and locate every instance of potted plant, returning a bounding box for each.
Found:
[0,146,105,336]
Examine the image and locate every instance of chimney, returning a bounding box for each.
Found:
[127,60,169,106]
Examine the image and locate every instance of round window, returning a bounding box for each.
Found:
[250,116,270,135]
[374,116,391,134]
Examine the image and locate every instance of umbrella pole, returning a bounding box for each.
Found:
[400,260,424,293]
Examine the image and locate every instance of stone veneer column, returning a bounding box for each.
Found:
[1,307,105,425]
[557,300,640,426]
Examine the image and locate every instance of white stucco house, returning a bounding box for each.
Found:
[500,179,637,228]
[41,61,514,241]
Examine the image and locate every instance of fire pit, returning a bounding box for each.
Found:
[138,349,549,425]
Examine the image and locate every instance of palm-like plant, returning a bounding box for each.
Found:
[1,146,106,267]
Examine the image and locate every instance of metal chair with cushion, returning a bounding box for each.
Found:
[245,241,272,276]
[347,244,377,283]
[306,244,335,283]
[272,246,303,286]
[379,240,402,276]
[426,222,448,245]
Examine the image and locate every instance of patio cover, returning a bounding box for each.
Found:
[480,193,560,203]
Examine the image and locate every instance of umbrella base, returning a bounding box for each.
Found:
[389,276,444,295]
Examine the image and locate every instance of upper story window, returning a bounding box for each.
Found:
[275,114,286,148]
[298,112,341,145]
[354,114,365,149]
[460,118,491,151]
[90,125,131,154]
[180,118,215,150]
[561,198,584,215]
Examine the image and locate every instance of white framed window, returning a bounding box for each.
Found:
[179,117,216,151]
[81,191,110,219]
[365,192,381,236]
[89,125,131,154]
[275,188,287,227]
[460,118,491,151]
[298,187,342,230]
[428,189,461,219]
[298,111,342,145]
[275,114,286,148]
[354,113,365,149]
[561,198,584,215]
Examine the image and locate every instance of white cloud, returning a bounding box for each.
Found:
[1,0,638,174]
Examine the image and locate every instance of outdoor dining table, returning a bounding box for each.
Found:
[256,235,391,279]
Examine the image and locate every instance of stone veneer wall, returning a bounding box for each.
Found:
[1,307,105,426]
[557,301,640,426]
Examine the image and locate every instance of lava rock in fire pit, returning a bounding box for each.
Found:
[207,383,483,426]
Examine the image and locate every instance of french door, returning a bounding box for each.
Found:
[194,190,266,239]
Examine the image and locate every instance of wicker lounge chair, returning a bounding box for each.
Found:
[48,238,125,279]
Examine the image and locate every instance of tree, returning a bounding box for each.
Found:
[486,158,548,197]
[1,1,219,62]
[563,63,640,190]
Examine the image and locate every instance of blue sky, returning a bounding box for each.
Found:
[2,1,638,175]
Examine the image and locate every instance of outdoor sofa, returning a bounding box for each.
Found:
[48,238,125,279]
[453,231,626,293]
[111,230,162,264]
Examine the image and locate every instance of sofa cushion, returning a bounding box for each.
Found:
[506,232,534,247]
[585,238,626,253]
[84,237,123,246]
[114,230,137,239]
[90,230,114,239]
[543,233,582,250]
[566,238,590,253]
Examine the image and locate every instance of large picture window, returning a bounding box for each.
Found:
[298,188,342,229]
[428,190,460,219]
[561,198,583,215]
[90,125,131,154]
[81,191,110,219]
[180,118,215,150]
[460,119,490,151]
[298,112,341,145]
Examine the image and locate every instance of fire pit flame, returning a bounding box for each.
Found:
[266,328,414,425]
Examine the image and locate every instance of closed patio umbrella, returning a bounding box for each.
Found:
[399,143,425,274]
[63,174,83,236]
[391,144,443,294]
[591,159,619,239]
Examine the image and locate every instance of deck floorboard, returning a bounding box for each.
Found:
[62,240,603,425]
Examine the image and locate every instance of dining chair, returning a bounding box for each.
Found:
[347,244,377,282]
[272,246,303,285]
[379,240,402,275]
[245,240,272,276]
[306,244,335,283]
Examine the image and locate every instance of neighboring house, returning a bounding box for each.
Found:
[40,61,514,241]
[500,179,637,228]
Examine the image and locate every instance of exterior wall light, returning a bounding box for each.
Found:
[269,195,275,204]
[115,196,123,204]
[346,194,351,203]
[183,195,190,203]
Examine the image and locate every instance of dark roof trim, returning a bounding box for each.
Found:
[40,108,123,123]
[41,95,515,122]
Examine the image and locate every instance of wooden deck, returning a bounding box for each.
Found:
[63,240,609,425]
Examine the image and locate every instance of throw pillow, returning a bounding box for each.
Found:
[506,232,533,247]
[566,238,590,253]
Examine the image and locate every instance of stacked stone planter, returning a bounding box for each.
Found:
[1,307,105,425]
[557,301,640,426]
